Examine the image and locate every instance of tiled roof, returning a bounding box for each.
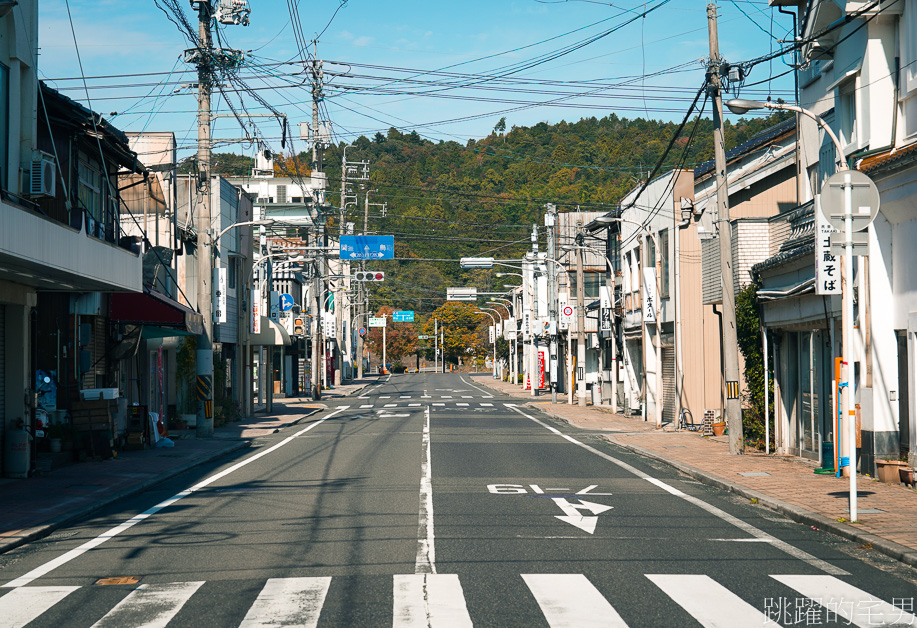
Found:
[694,117,796,178]
[856,141,917,174]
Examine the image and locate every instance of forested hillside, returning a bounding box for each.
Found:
[204,111,791,314]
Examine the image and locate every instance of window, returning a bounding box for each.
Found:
[228,258,237,289]
[276,184,287,204]
[0,62,7,190]
[569,272,602,300]
[902,0,917,140]
[659,229,670,298]
[645,237,655,270]
[838,80,857,148]
[78,160,102,230]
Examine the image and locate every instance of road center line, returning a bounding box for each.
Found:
[414,406,435,574]
[505,405,848,576]
[2,407,349,589]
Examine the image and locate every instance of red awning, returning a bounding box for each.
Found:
[110,286,203,335]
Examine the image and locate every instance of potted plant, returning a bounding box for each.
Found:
[711,421,727,436]
[900,465,915,488]
[875,457,908,484]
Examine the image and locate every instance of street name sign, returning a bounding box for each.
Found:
[447,287,477,301]
[368,317,386,328]
[339,235,395,260]
[393,310,415,322]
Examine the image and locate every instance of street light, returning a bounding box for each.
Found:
[725,99,845,168]
[214,218,276,245]
[727,98,861,520]
[475,308,501,379]
[460,257,496,269]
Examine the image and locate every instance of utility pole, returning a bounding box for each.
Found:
[530,224,539,397]
[545,205,558,403]
[192,1,214,437]
[708,3,743,453]
[310,55,325,400]
[575,222,587,407]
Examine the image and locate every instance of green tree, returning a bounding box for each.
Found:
[735,284,773,450]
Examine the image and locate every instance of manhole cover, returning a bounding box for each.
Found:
[95,577,141,586]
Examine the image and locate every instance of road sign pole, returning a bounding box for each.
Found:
[842,171,857,522]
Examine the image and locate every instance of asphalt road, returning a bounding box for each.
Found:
[1,373,915,627]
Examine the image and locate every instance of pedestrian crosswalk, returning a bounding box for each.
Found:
[332,401,509,412]
[1,573,912,628]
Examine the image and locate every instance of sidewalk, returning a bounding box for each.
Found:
[0,378,378,555]
[476,376,917,568]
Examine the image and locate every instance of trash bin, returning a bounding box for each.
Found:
[4,426,30,479]
[821,441,834,469]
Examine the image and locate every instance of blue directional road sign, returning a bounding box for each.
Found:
[340,235,395,260]
[279,293,294,312]
[393,310,415,322]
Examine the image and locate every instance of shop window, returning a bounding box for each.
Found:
[902,0,917,142]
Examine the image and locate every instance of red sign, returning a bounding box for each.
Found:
[537,349,546,389]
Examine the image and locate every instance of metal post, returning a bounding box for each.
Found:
[434,318,438,373]
[546,205,558,403]
[576,226,587,407]
[708,3,743,452]
[195,0,214,437]
[842,171,857,520]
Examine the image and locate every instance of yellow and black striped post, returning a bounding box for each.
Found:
[197,375,213,419]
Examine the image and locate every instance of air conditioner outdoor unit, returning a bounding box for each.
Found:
[30,154,56,197]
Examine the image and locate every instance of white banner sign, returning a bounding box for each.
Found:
[251,287,261,334]
[522,312,532,339]
[324,318,336,339]
[489,325,495,344]
[368,317,387,328]
[504,319,516,340]
[815,208,841,295]
[559,293,572,330]
[213,267,227,323]
[643,267,657,323]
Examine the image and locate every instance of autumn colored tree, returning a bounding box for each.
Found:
[422,302,488,365]
[272,152,311,178]
[365,306,419,366]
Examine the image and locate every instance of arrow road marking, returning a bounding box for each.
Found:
[552,498,613,534]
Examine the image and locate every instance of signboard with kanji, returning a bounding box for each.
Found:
[340,235,395,260]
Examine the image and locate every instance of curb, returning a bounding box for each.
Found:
[0,440,250,556]
[609,437,917,569]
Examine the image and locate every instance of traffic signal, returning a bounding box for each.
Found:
[354,271,385,282]
[293,317,305,335]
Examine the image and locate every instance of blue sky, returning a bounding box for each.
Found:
[38,0,796,162]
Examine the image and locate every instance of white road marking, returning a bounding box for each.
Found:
[480,403,494,407]
[461,396,473,399]
[456,403,469,407]
[2,408,349,588]
[360,404,373,409]
[460,376,493,396]
[381,396,392,399]
[414,407,436,574]
[409,403,421,407]
[92,581,204,628]
[401,396,412,399]
[0,586,79,628]
[522,574,627,627]
[772,575,917,627]
[385,404,397,408]
[442,396,453,399]
[433,403,445,407]
[647,574,769,627]
[505,405,849,576]
[552,498,613,534]
[393,574,472,628]
[239,577,331,628]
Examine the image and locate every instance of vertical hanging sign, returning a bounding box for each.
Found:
[214,267,228,323]
[815,203,841,295]
[642,267,657,323]
[251,287,261,334]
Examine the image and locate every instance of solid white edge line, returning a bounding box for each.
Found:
[2,407,348,589]
[460,375,493,396]
[414,406,436,574]
[505,405,849,577]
